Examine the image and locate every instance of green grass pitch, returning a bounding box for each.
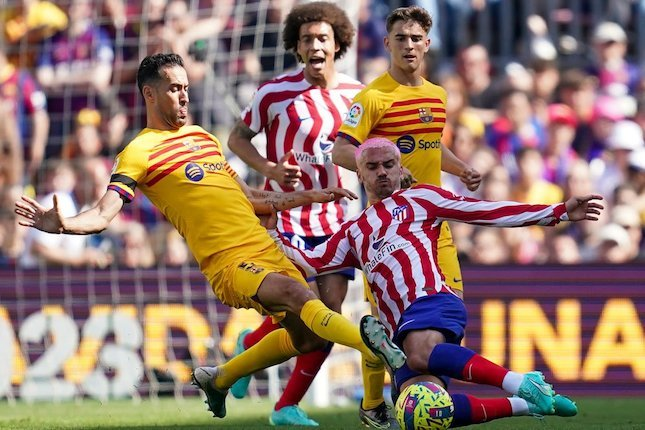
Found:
[0,397,644,429]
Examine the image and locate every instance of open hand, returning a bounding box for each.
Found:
[15,195,65,234]
[565,194,604,221]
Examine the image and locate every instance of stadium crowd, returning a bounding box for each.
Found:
[1,0,644,269]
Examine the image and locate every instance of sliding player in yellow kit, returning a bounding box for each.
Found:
[331,6,481,428]
[14,53,405,421]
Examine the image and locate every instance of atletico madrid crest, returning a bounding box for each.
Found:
[392,204,410,222]
[418,107,433,123]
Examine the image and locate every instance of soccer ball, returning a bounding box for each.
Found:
[395,381,454,430]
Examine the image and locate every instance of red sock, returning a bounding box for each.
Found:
[466,396,513,423]
[462,355,509,388]
[243,317,281,349]
[274,347,331,410]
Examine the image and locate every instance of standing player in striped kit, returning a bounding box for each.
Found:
[331,6,480,426]
[270,138,594,426]
[226,2,379,427]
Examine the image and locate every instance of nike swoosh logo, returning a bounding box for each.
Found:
[528,378,552,396]
[397,319,416,331]
[453,278,462,283]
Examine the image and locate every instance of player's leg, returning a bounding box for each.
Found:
[193,260,325,418]
[358,296,397,429]
[395,295,555,415]
[230,263,327,401]
[270,271,350,426]
[229,317,280,399]
[256,271,403,365]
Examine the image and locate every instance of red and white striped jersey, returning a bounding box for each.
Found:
[241,69,363,237]
[276,184,568,335]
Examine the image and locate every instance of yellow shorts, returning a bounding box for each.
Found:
[208,247,309,318]
[365,222,463,305]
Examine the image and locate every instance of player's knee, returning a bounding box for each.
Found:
[278,279,317,311]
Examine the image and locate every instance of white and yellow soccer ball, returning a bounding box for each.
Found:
[395,381,454,430]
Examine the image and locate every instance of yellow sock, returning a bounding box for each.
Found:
[215,328,299,389]
[361,353,386,409]
[300,299,376,359]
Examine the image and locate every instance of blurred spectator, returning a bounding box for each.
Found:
[590,119,644,202]
[152,222,191,267]
[438,73,484,148]
[543,103,579,184]
[627,147,645,224]
[486,89,547,177]
[36,0,114,155]
[468,227,510,265]
[575,95,624,162]
[0,97,23,188]
[557,69,598,158]
[1,41,49,180]
[611,204,643,261]
[19,161,113,268]
[2,0,68,45]
[357,0,389,84]
[61,108,105,160]
[594,223,634,263]
[156,0,216,128]
[588,21,641,97]
[512,147,563,204]
[456,43,505,123]
[546,232,581,264]
[480,164,511,201]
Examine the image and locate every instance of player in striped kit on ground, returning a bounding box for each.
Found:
[268,138,595,426]
[332,6,481,427]
[227,2,380,427]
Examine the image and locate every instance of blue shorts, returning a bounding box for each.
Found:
[393,293,467,348]
[392,293,467,388]
[281,232,355,281]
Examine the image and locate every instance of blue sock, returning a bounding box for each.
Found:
[427,344,475,379]
[450,393,472,428]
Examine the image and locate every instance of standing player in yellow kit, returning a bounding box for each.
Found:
[331,6,481,427]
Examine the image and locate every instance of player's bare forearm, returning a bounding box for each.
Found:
[332,136,358,171]
[15,190,123,235]
[248,187,357,211]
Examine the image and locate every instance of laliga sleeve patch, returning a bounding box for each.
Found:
[343,103,364,128]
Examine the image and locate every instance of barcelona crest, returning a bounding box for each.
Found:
[418,107,433,123]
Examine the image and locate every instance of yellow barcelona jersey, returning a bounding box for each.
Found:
[108,125,277,280]
[338,72,447,186]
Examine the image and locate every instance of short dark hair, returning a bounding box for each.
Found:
[136,53,185,96]
[386,6,433,34]
[282,1,355,63]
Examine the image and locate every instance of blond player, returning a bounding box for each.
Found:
[331,6,481,426]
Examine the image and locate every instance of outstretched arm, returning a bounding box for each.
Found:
[15,190,124,234]
[419,185,604,227]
